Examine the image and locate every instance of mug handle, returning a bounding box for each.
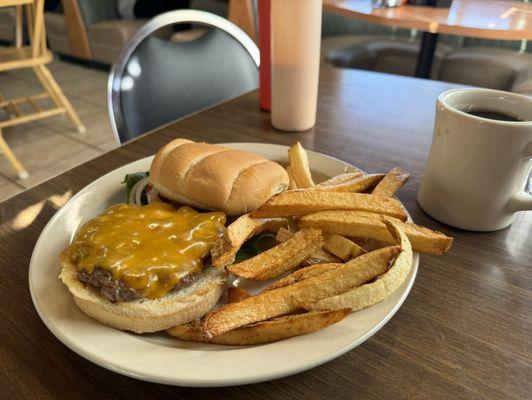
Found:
[510,142,532,211]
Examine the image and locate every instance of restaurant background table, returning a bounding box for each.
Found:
[324,0,532,78]
[1,68,530,399]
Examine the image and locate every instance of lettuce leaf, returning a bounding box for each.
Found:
[122,172,149,200]
[234,231,277,263]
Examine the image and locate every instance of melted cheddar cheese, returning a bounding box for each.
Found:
[69,203,226,299]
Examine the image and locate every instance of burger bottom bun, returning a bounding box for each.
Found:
[59,253,225,333]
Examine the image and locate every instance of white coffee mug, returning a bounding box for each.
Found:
[418,88,532,231]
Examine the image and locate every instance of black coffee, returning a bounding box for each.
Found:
[465,109,524,122]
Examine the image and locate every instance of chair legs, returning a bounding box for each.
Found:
[0,66,85,179]
[33,65,87,134]
[0,128,29,180]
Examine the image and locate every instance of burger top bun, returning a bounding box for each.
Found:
[150,139,289,215]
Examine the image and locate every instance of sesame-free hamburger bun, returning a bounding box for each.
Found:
[150,139,289,216]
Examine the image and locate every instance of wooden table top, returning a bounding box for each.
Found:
[324,0,532,40]
[1,68,530,399]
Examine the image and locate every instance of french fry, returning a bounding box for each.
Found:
[250,191,407,220]
[227,287,251,303]
[202,246,400,337]
[168,309,350,345]
[227,228,325,280]
[306,220,413,312]
[288,142,314,188]
[299,249,342,266]
[265,263,343,291]
[372,167,410,197]
[286,166,298,190]
[275,226,293,242]
[277,228,364,261]
[323,233,366,260]
[347,236,367,247]
[299,210,453,255]
[310,174,385,193]
[275,227,343,265]
[316,171,365,187]
[344,167,408,248]
[211,214,287,268]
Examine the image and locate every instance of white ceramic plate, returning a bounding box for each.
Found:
[29,143,419,387]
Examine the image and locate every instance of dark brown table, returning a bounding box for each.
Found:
[1,68,530,400]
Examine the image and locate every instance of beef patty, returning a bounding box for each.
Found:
[78,268,199,303]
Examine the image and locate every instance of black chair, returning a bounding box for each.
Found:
[108,10,259,143]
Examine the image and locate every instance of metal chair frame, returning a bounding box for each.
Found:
[107,10,260,144]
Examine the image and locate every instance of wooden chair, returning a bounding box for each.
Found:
[228,0,256,43]
[0,0,85,180]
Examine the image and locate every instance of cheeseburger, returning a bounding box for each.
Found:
[60,139,289,333]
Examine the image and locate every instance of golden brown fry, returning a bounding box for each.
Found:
[273,230,363,283]
[306,220,413,312]
[316,171,365,186]
[372,167,410,197]
[265,263,343,291]
[299,249,342,266]
[227,287,251,303]
[169,309,350,345]
[276,228,344,265]
[227,228,325,280]
[345,168,409,248]
[250,191,407,220]
[288,142,314,188]
[202,246,400,337]
[310,174,385,193]
[211,214,287,268]
[347,236,367,247]
[299,210,453,255]
[323,233,366,261]
[279,228,364,261]
[275,226,293,243]
[286,165,298,190]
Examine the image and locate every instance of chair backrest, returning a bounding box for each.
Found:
[108,10,259,143]
[77,0,120,26]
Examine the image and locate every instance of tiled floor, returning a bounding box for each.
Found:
[0,58,117,201]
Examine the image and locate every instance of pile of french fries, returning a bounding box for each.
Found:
[167,142,453,345]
